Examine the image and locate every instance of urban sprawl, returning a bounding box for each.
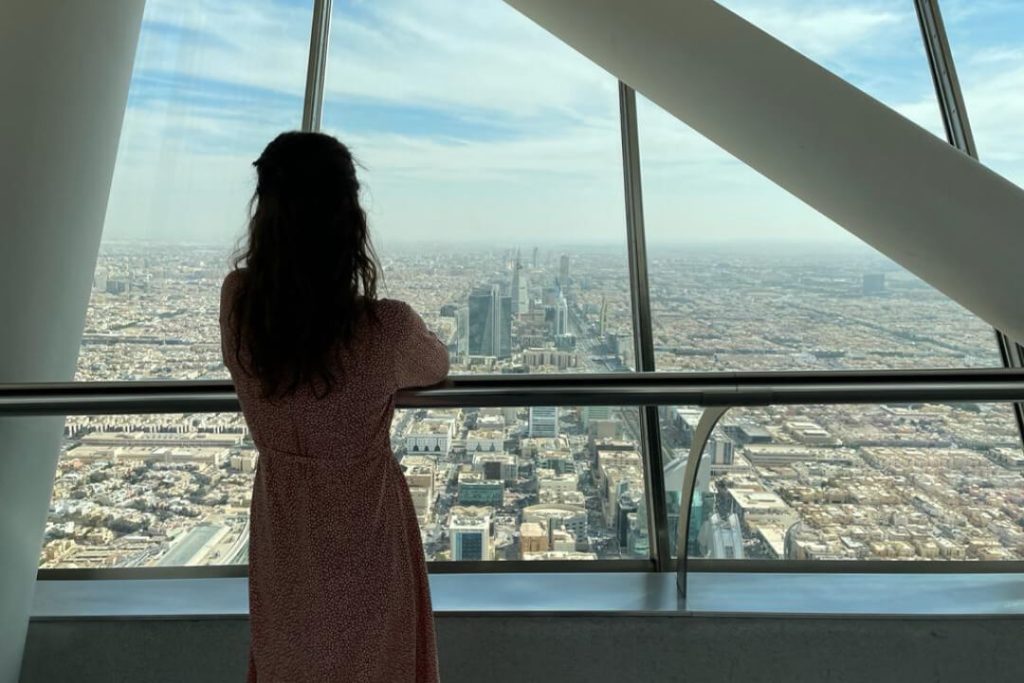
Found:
[41,243,1024,568]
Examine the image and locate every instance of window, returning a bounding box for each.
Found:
[41,0,1023,574]
[43,413,252,568]
[665,402,1024,561]
[643,1,1024,561]
[51,0,313,570]
[640,0,1003,374]
[320,0,635,374]
[42,406,646,567]
[76,0,313,382]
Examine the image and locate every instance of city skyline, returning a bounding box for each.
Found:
[38,0,1024,572]
[43,241,1024,569]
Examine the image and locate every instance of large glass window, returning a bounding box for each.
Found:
[44,0,1024,574]
[644,1,1023,562]
[320,0,634,375]
[43,413,252,568]
[665,403,1023,561]
[42,405,645,567]
[640,1,1004,374]
[76,0,313,382]
[942,1,1024,188]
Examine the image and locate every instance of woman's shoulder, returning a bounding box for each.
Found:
[376,299,437,336]
[220,268,247,306]
[219,269,247,329]
[222,268,246,292]
[373,298,417,325]
[375,297,411,312]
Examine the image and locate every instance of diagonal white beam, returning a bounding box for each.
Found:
[505,0,1024,343]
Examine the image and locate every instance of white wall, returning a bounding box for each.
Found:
[0,1,144,680]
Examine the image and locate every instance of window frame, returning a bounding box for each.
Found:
[29,0,1024,580]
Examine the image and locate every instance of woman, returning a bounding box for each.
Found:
[220,132,449,682]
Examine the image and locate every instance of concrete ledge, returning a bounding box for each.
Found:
[22,613,1024,683]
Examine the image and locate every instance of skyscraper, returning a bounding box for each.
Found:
[466,285,512,358]
[558,253,570,288]
[709,435,734,465]
[528,406,559,438]
[511,251,529,316]
[581,405,611,428]
[556,292,569,336]
[449,506,493,561]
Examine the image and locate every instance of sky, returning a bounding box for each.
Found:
[99,0,1024,250]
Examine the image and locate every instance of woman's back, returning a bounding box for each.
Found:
[221,268,448,682]
[222,131,448,681]
[221,269,448,463]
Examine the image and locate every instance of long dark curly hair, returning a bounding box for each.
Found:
[229,132,379,398]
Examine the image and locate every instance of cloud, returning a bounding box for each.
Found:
[133,0,311,97]
[104,0,1018,249]
[324,0,614,122]
[938,3,1024,185]
[719,0,904,62]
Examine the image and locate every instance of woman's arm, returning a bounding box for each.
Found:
[393,301,450,389]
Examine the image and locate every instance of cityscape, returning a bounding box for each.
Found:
[41,241,1024,568]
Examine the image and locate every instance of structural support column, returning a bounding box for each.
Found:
[0,2,144,680]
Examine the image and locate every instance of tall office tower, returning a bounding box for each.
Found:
[93,267,108,292]
[616,489,640,547]
[557,253,571,288]
[511,252,521,315]
[627,495,650,556]
[517,273,530,317]
[528,406,559,438]
[581,405,611,427]
[467,285,512,358]
[449,506,494,561]
[556,293,569,336]
[531,246,539,269]
[663,452,712,557]
[709,435,734,465]
[862,272,886,295]
[511,251,529,316]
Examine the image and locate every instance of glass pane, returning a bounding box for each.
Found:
[43,413,253,568]
[42,406,646,568]
[76,0,313,382]
[639,1,1004,372]
[321,0,634,373]
[942,1,1024,188]
[664,403,1024,561]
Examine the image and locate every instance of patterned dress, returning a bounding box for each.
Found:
[220,271,449,682]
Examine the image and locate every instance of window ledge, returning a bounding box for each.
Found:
[30,572,1024,621]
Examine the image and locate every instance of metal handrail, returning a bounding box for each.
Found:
[18,369,1024,584]
[5,369,1024,415]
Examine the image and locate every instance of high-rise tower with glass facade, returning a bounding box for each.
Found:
[466,285,512,358]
